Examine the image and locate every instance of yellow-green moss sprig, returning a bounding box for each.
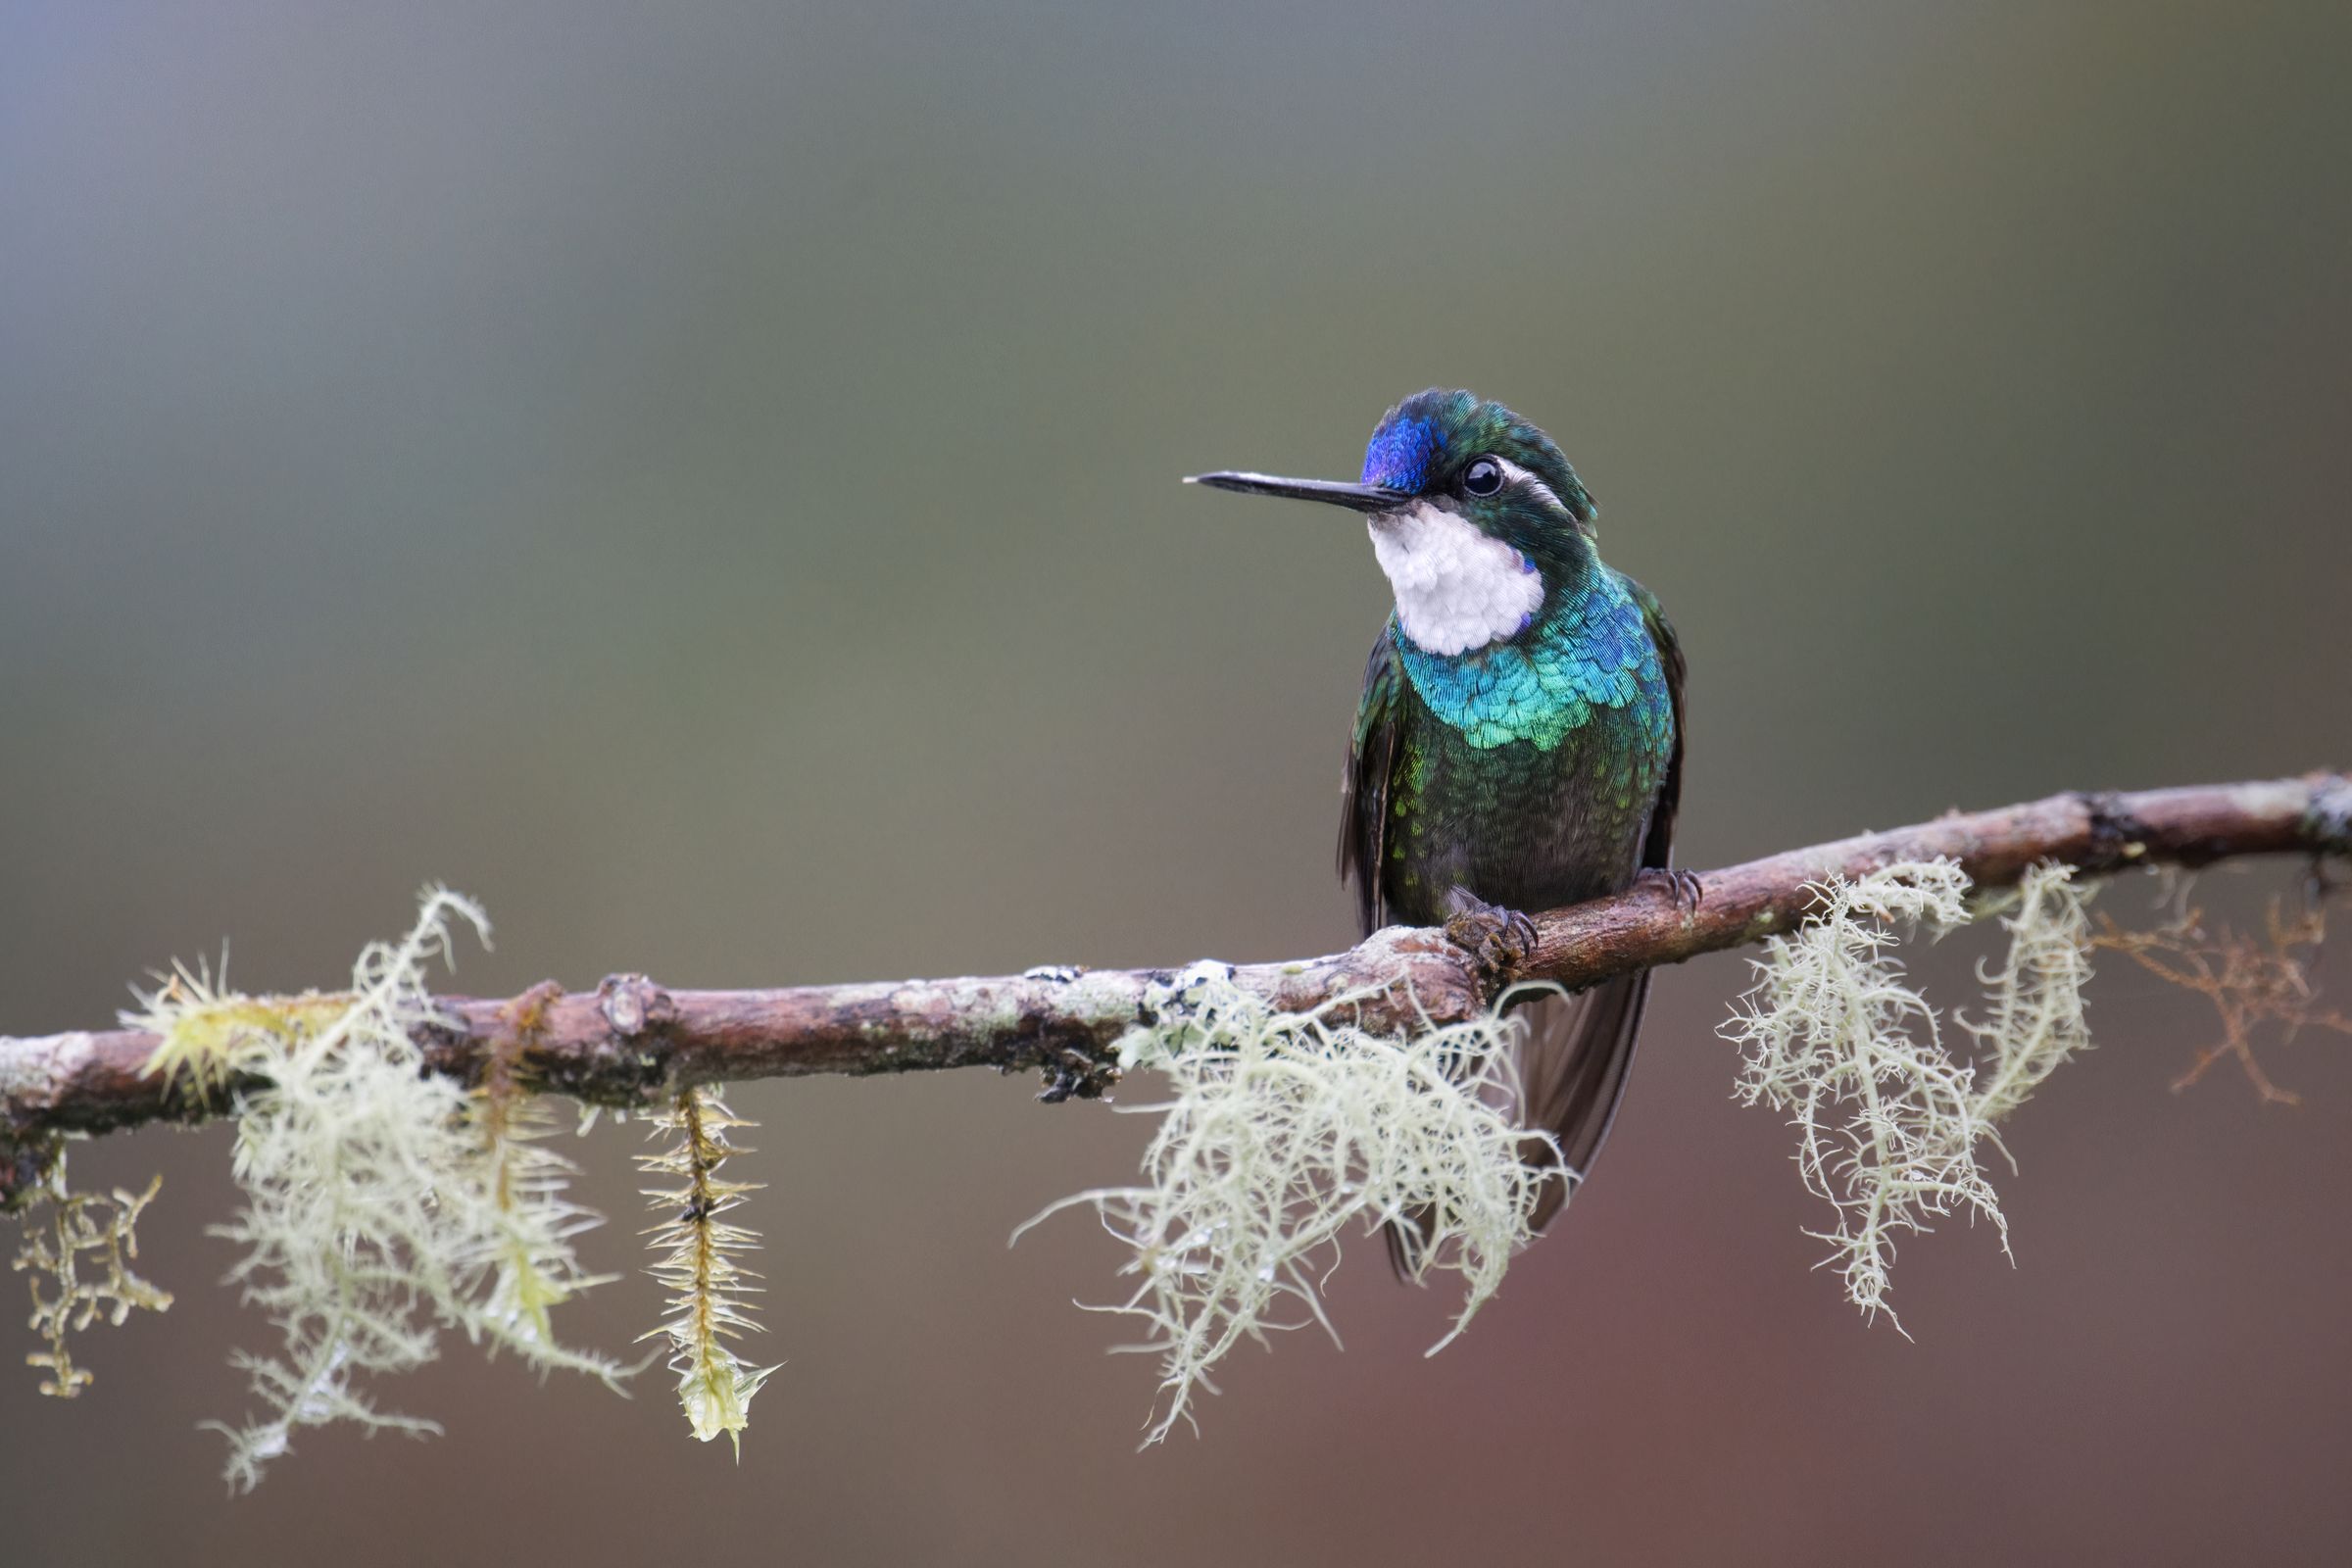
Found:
[638,1087,778,1453]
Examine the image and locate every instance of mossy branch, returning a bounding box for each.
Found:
[4,772,2345,1205]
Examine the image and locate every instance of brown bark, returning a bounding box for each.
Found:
[5,772,2345,1208]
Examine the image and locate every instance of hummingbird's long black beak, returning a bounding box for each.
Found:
[1185,470,1408,514]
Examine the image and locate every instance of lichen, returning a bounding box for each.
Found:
[12,1155,172,1396]
[638,1087,778,1453]
[1019,966,1547,1444]
[129,888,622,1491]
[1722,859,2096,1329]
[1966,861,2098,1138]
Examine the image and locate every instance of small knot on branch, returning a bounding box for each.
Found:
[596,973,672,1040]
[531,973,674,1100]
[2076,790,2152,873]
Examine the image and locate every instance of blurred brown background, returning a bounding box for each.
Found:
[4,3,2349,1563]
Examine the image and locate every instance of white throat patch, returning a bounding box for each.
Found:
[1367,502,1544,657]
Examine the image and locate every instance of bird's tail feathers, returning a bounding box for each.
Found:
[1515,975,1649,1231]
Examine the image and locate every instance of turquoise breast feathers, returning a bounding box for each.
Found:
[1393,566,1671,754]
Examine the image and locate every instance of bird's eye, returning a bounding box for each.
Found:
[1462,457,1505,497]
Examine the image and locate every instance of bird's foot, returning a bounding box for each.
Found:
[1443,895,1540,979]
[1638,866,1704,913]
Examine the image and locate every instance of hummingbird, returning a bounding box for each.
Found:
[1189,387,1686,1257]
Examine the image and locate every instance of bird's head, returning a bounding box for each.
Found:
[1189,388,1597,657]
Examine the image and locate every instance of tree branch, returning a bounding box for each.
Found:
[6,772,2345,1206]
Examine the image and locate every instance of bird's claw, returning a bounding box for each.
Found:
[1444,902,1539,978]
[1640,866,1704,913]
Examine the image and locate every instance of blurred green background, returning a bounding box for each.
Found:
[4,3,2349,1563]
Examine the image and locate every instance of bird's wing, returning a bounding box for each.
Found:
[1516,572,1687,1229]
[1625,572,1686,873]
[1338,619,1406,937]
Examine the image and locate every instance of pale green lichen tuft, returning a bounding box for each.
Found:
[1019,966,1549,1445]
[1965,861,2098,1141]
[1723,859,2096,1330]
[12,1156,173,1397]
[638,1087,778,1454]
[128,888,622,1491]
